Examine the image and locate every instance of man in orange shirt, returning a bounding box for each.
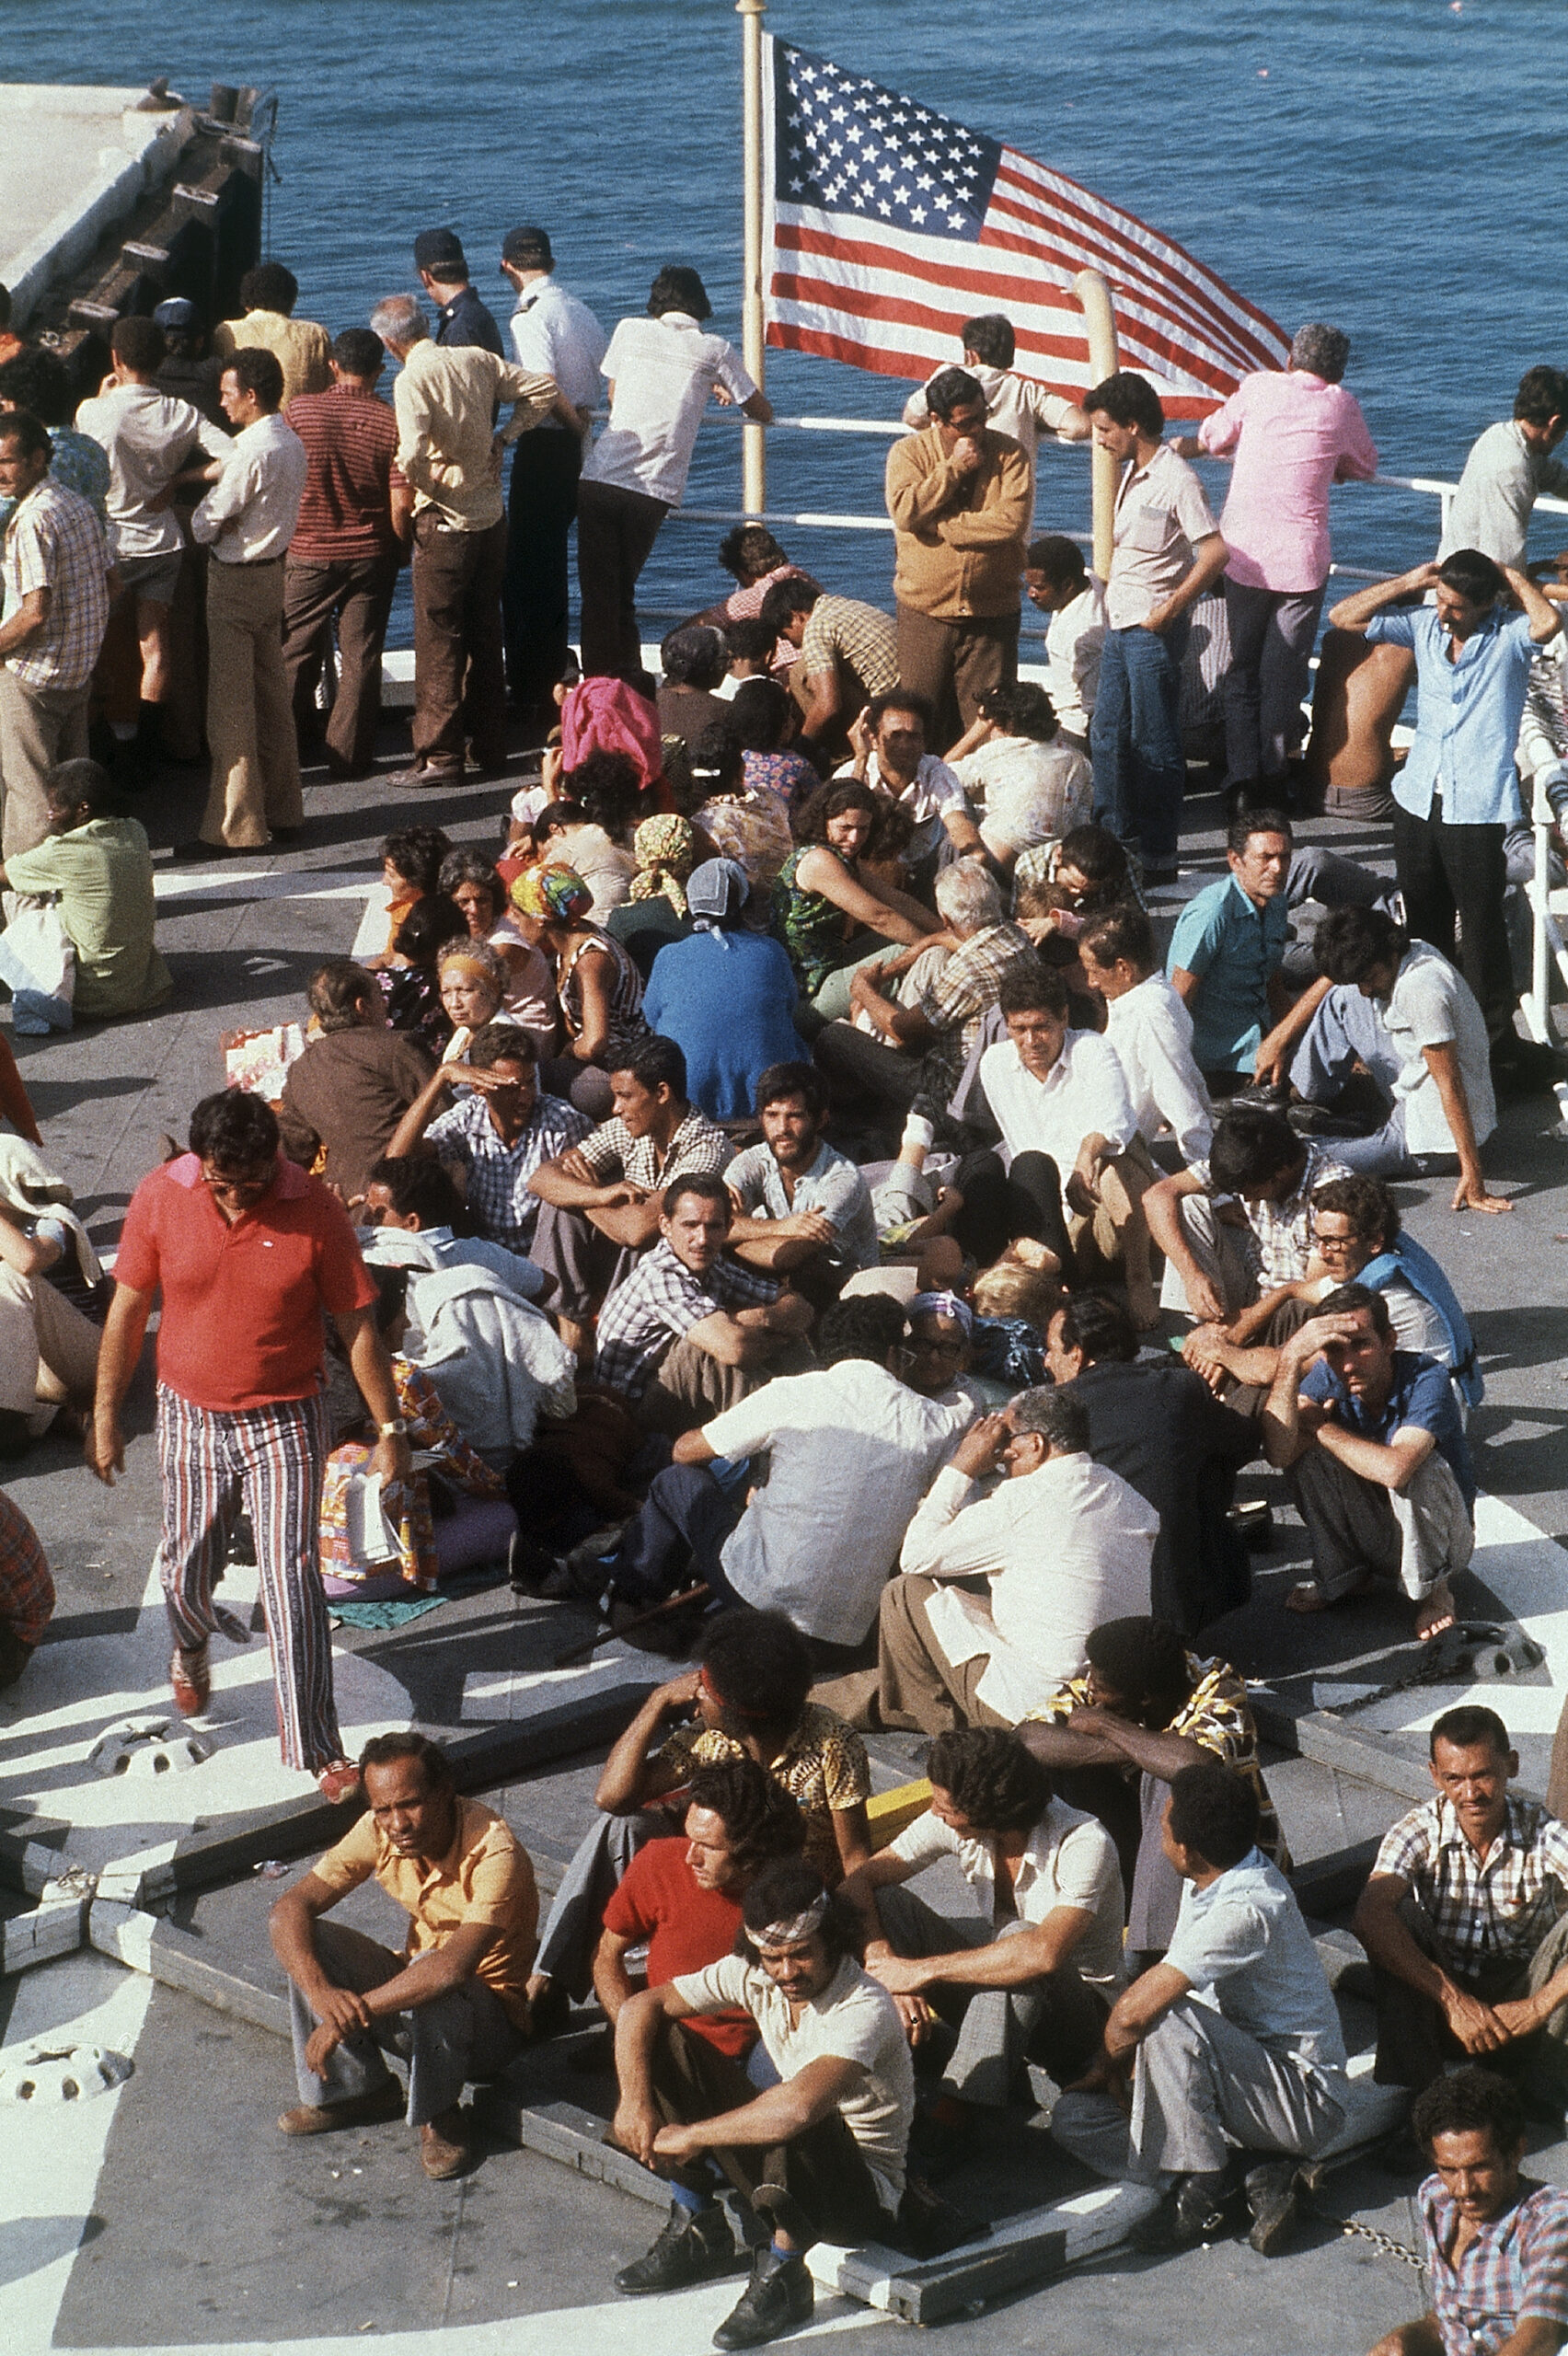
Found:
[87,1089,409,1797]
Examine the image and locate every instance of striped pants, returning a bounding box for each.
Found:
[156,1386,342,1773]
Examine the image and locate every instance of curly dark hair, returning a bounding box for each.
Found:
[926,1728,1053,1834]
[188,1089,278,1169]
[1167,1759,1260,1870]
[685,1758,808,1874]
[794,777,880,847]
[1412,2065,1526,2157]
[698,1610,813,1738]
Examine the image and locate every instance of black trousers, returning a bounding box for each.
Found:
[950,1148,1072,1270]
[1392,801,1516,1050]
[813,1020,923,1117]
[505,428,582,710]
[575,479,667,684]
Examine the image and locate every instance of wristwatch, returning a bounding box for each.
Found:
[376,1419,408,1438]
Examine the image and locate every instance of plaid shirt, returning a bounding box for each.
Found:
[0,1489,55,1649]
[1189,1139,1352,1289]
[1026,1652,1287,1869]
[577,1104,729,1195]
[1421,2175,1568,2356]
[594,1241,777,1403]
[799,592,900,698]
[1375,1794,1568,1980]
[919,920,1041,1110]
[425,1090,590,1252]
[2,479,110,691]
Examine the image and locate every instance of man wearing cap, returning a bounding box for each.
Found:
[152,298,226,426]
[499,225,606,733]
[413,230,504,358]
[369,294,578,791]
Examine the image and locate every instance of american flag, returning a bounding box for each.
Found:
[764,40,1289,420]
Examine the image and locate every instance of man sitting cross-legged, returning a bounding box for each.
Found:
[1145,1103,1352,1327]
[1353,1704,1568,2106]
[593,1758,807,2060]
[841,1729,1124,2149]
[610,1859,916,2350]
[1051,1761,1348,2261]
[723,1060,878,1297]
[269,1733,537,2181]
[1367,2066,1568,2356]
[1261,1281,1476,1638]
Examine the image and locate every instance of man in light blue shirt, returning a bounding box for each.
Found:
[1329,550,1562,1077]
[724,1062,878,1280]
[1052,1759,1347,2259]
[1167,809,1294,1081]
[360,1155,548,1301]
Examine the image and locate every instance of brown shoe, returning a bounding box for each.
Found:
[170,1644,210,1716]
[420,2105,470,2179]
[278,2080,405,2136]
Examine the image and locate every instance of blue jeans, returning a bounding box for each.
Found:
[1090,618,1190,864]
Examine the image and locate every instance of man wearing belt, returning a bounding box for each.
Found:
[371,294,573,791]
[499,225,605,733]
[181,348,308,858]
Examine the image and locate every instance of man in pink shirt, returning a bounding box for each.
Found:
[1180,325,1378,803]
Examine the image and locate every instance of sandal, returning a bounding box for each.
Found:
[170,1643,211,1715]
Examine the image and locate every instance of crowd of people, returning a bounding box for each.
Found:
[3,231,1568,2353]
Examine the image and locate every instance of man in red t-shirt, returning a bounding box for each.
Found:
[594,1758,807,2060]
[280,328,412,781]
[87,1090,409,1797]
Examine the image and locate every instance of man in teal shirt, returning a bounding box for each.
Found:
[1168,810,1293,1084]
[0,758,169,1025]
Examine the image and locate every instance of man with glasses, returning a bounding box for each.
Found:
[86,1091,408,1799]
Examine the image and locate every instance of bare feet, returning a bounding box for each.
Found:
[1415,1580,1458,1643]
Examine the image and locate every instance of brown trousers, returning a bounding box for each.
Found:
[875,1573,1010,1735]
[410,514,508,773]
[201,557,301,849]
[0,672,88,859]
[894,605,1019,747]
[281,551,399,774]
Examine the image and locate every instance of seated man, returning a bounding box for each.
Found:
[610,1860,915,2350]
[592,1172,814,1432]
[838,690,985,881]
[724,1061,877,1291]
[1146,1105,1352,1325]
[0,1132,106,1456]
[844,1728,1124,2130]
[816,860,1039,1126]
[611,1293,969,1652]
[868,1386,1158,1733]
[527,1034,729,1356]
[0,758,170,1025]
[594,1758,807,2050]
[1368,2067,1568,2356]
[360,1152,548,1299]
[1023,534,1105,750]
[759,575,900,763]
[1290,905,1506,1212]
[945,679,1093,873]
[1021,1615,1286,1958]
[1262,1283,1476,1637]
[0,1487,54,1687]
[1166,809,1295,1090]
[385,1020,589,1255]
[1046,1292,1259,1634]
[269,1733,537,2181]
[1353,1705,1568,2101]
[1052,1761,1348,2259]
[1077,904,1214,1168]
[278,958,435,1207]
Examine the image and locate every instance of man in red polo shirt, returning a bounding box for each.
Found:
[280,328,412,781]
[87,1090,410,1797]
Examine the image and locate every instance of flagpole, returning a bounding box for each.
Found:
[1074,268,1118,583]
[738,0,767,514]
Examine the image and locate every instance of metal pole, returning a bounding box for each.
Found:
[1074,268,1119,583]
[738,0,767,514]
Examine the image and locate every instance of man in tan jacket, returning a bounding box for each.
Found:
[885,366,1032,747]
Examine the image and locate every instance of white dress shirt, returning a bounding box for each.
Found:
[978,1030,1138,1172]
[582,311,755,506]
[190,411,308,563]
[1044,579,1106,740]
[75,382,229,560]
[508,277,607,421]
[1104,973,1214,1162]
[899,1450,1157,1715]
[888,1798,1126,1989]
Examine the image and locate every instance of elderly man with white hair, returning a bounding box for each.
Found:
[813,859,1039,1119]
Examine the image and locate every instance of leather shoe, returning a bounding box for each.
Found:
[1130,2168,1232,2252]
[1244,2156,1301,2256]
[317,1759,361,1804]
[712,2247,814,2350]
[420,2104,470,2179]
[615,2200,736,2294]
[385,761,467,791]
[170,1643,210,1715]
[279,2080,405,2135]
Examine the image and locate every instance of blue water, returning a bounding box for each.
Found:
[13,0,1565,629]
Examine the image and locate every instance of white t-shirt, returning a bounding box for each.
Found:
[838,750,971,863]
[1044,580,1106,739]
[75,381,228,560]
[1382,941,1496,1158]
[703,1359,971,1646]
[582,311,755,505]
[978,1030,1139,1172]
[672,1953,915,2210]
[1104,973,1215,1162]
[889,1799,1126,1990]
[951,735,1091,860]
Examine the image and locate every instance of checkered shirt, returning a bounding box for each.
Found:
[799,593,900,697]
[919,920,1041,1109]
[0,1489,55,1649]
[1188,1138,1352,1289]
[424,1090,590,1252]
[1420,2175,1568,2356]
[1375,1795,1568,1981]
[594,1241,778,1403]
[577,1105,729,1195]
[2,479,110,691]
[1027,1652,1288,1869]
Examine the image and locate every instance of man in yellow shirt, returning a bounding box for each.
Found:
[270,1733,537,2179]
[213,261,331,408]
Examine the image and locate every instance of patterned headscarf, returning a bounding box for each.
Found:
[628,814,698,918]
[911,1289,974,1336]
[510,864,594,924]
